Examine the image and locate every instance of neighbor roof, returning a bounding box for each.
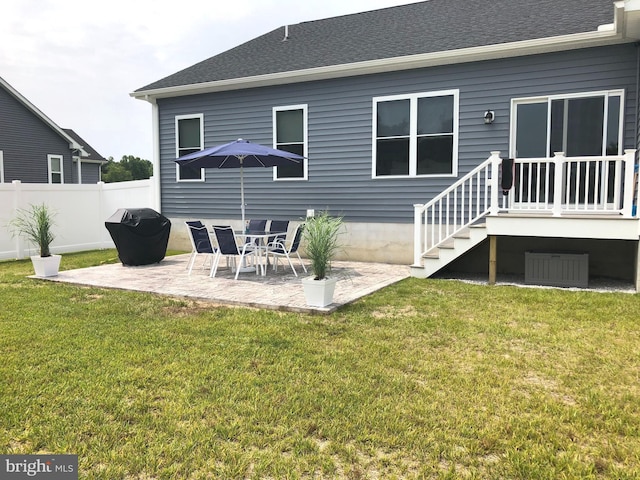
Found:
[62,129,107,162]
[134,0,617,95]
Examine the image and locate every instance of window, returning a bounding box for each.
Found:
[48,154,63,184]
[273,105,307,180]
[373,90,459,177]
[512,90,623,158]
[175,114,204,181]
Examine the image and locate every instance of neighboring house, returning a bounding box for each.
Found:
[132,0,640,290]
[61,128,107,184]
[0,76,106,184]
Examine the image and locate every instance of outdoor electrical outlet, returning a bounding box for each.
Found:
[306,209,315,218]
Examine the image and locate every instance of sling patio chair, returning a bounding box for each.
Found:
[185,221,216,275]
[267,219,289,245]
[265,223,307,277]
[211,225,258,279]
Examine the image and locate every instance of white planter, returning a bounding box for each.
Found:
[302,276,338,307]
[31,254,61,278]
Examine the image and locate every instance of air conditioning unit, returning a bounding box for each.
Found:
[525,252,589,288]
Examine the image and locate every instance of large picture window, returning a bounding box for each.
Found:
[373,90,459,177]
[512,90,623,158]
[48,154,63,184]
[273,105,307,180]
[175,114,204,181]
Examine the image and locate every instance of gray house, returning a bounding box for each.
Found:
[132,0,640,290]
[0,76,106,184]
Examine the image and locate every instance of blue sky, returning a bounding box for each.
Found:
[1,0,415,162]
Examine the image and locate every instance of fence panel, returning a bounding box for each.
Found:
[0,178,156,260]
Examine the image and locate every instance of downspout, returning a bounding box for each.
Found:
[635,43,640,293]
[151,98,161,212]
[635,42,639,152]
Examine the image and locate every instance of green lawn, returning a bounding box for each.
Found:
[1,250,639,479]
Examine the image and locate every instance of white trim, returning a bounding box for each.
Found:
[0,150,4,183]
[152,102,161,209]
[372,89,459,179]
[73,155,82,184]
[47,154,64,184]
[272,104,308,181]
[509,89,625,158]
[175,113,205,182]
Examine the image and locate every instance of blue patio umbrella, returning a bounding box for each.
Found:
[175,138,304,226]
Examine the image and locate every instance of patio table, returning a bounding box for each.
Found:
[233,230,287,276]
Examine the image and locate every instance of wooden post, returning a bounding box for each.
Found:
[489,235,497,285]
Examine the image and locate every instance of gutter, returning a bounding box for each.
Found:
[131,14,629,102]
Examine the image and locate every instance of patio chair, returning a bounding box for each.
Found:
[211,225,257,279]
[242,219,268,265]
[267,220,289,245]
[265,223,307,276]
[185,221,216,275]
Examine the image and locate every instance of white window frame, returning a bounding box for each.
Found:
[509,89,625,158]
[272,104,308,181]
[372,89,459,179]
[0,150,4,183]
[175,113,205,182]
[48,154,64,184]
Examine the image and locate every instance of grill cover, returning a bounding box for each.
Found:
[105,208,171,266]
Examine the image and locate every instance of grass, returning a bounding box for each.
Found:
[1,250,639,479]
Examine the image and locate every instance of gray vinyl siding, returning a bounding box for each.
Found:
[0,86,73,184]
[72,162,102,184]
[81,163,102,184]
[157,44,638,223]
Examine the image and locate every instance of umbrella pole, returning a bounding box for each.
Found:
[238,160,254,273]
[240,162,246,230]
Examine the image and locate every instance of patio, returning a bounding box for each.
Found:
[44,254,411,313]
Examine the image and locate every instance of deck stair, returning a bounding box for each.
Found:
[421,223,488,277]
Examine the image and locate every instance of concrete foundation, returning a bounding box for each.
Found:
[167,217,415,265]
[168,217,639,286]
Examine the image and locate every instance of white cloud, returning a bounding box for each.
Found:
[1,0,413,161]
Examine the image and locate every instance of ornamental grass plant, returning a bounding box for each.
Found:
[302,211,343,280]
[8,203,56,257]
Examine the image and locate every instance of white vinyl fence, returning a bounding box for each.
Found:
[0,178,157,260]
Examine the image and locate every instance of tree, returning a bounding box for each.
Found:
[102,156,153,183]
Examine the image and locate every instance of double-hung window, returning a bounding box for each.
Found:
[175,114,204,181]
[273,105,307,180]
[48,154,64,184]
[512,90,623,158]
[373,89,459,177]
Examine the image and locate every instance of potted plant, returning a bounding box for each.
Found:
[301,211,344,307]
[8,203,61,277]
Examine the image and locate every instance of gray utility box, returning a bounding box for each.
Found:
[525,252,589,288]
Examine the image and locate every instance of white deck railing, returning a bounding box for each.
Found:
[413,150,638,266]
[504,150,637,216]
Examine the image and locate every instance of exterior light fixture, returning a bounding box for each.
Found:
[484,110,495,124]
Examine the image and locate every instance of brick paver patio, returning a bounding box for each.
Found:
[44,254,411,313]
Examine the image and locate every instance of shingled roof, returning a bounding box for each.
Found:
[135,0,616,94]
[62,129,107,162]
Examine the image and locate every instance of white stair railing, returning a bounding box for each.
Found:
[413,152,501,266]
